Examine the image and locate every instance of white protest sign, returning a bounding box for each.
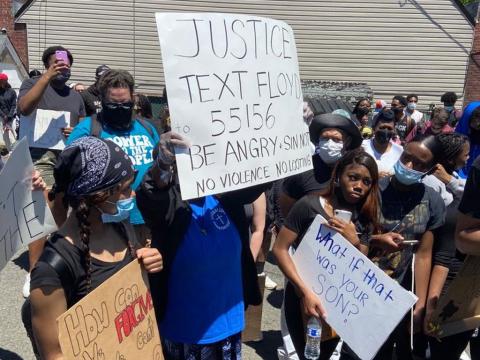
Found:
[156,13,312,200]
[292,215,417,360]
[0,138,57,271]
[19,109,70,150]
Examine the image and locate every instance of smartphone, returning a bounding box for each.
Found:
[403,240,419,246]
[55,50,69,65]
[334,210,352,222]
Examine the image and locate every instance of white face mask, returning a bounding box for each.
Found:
[407,102,417,111]
[316,138,343,165]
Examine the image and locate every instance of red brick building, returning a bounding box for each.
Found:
[0,0,28,67]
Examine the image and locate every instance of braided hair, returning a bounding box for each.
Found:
[49,187,137,293]
[436,133,469,174]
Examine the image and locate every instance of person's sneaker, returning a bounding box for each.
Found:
[23,273,31,298]
[265,275,278,290]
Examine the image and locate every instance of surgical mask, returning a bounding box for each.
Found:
[393,160,426,186]
[316,138,343,165]
[444,105,454,112]
[374,129,394,144]
[407,102,416,111]
[101,101,134,130]
[99,197,135,223]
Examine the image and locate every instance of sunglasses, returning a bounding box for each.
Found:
[103,101,134,110]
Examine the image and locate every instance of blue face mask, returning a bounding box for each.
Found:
[99,197,135,223]
[444,105,454,112]
[394,160,426,186]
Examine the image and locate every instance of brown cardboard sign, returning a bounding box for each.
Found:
[430,256,480,338]
[57,260,164,360]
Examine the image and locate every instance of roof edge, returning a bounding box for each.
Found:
[14,0,35,22]
[0,35,28,76]
[453,0,477,26]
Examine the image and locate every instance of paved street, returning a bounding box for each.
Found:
[0,245,285,360]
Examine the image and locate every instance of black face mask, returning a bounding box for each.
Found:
[101,101,134,131]
[51,70,71,87]
[375,129,394,144]
[355,107,370,117]
[392,107,403,115]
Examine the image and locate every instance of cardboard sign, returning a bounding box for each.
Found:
[0,138,57,271]
[57,260,164,360]
[429,256,480,337]
[156,13,312,200]
[292,215,417,360]
[242,274,265,342]
[19,109,70,150]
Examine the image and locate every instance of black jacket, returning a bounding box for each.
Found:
[137,170,266,321]
[0,87,17,124]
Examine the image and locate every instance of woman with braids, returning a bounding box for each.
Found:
[28,136,163,360]
[421,133,472,360]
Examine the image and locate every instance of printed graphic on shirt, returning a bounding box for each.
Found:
[372,199,430,279]
[210,207,231,230]
[109,135,154,166]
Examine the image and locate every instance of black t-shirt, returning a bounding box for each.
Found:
[284,194,372,247]
[30,233,134,307]
[81,84,102,116]
[282,155,332,200]
[459,157,480,219]
[372,179,445,285]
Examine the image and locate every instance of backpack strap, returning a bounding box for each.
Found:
[137,118,155,139]
[89,114,103,138]
[39,240,75,305]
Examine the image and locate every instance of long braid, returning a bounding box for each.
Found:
[76,199,92,292]
[436,133,469,173]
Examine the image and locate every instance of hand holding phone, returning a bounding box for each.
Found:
[334,209,352,223]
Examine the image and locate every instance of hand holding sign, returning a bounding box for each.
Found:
[292,215,417,360]
[156,13,312,200]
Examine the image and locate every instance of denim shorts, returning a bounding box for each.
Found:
[162,333,242,360]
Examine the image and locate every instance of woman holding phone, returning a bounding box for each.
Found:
[273,148,380,360]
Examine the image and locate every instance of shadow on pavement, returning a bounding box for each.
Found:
[13,250,29,272]
[267,289,284,309]
[0,348,24,360]
[245,330,283,359]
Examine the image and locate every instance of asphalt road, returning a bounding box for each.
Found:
[0,246,285,360]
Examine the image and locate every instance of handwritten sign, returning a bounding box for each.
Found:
[292,215,417,360]
[156,13,311,200]
[19,109,70,150]
[0,138,57,271]
[57,260,164,360]
[430,256,480,337]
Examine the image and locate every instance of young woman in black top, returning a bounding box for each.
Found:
[273,149,380,360]
[28,137,163,360]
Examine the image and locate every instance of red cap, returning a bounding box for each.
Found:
[0,73,8,81]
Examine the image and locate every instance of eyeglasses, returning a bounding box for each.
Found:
[103,101,134,110]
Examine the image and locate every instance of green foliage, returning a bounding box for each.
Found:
[461,0,478,5]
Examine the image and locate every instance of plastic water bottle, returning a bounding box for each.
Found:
[304,317,321,359]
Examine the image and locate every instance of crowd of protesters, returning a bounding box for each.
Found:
[2,44,480,360]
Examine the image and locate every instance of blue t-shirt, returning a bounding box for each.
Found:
[160,196,244,344]
[67,117,159,224]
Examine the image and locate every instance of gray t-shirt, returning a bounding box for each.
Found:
[18,77,86,127]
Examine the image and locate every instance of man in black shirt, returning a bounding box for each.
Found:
[81,64,110,116]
